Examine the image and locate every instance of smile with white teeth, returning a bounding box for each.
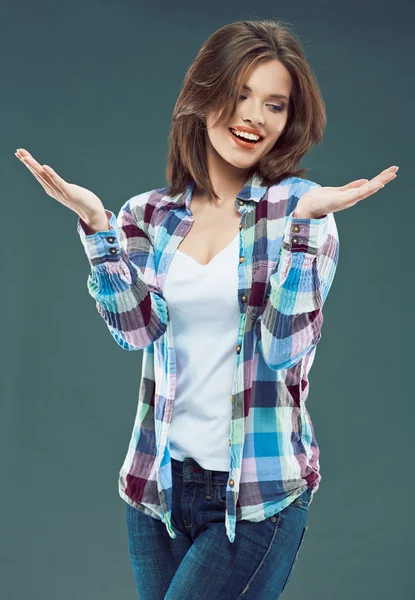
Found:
[230,128,262,141]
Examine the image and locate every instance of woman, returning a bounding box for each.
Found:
[16,18,397,600]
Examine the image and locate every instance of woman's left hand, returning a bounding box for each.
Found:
[296,165,399,219]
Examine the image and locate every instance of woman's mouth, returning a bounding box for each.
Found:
[228,128,265,150]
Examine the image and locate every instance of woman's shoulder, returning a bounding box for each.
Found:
[122,187,164,211]
[117,186,175,229]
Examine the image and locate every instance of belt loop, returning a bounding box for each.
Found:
[205,467,213,499]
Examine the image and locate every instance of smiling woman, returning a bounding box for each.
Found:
[202,58,292,170]
[113,20,338,600]
[165,19,327,202]
[14,12,398,600]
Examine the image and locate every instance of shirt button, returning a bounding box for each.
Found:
[106,236,115,243]
[109,247,118,254]
[292,225,300,233]
[292,237,304,246]
[239,223,243,230]
[228,439,231,446]
[236,344,241,353]
[241,294,247,303]
[239,256,245,263]
[237,199,245,206]
[229,479,235,487]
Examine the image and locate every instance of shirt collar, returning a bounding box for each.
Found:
[156,171,269,210]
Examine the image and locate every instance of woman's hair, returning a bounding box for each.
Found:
[165,19,326,200]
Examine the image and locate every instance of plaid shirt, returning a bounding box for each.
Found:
[77,172,339,544]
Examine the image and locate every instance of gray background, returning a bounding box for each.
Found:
[2,0,413,598]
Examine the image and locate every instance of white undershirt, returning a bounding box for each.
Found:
[162,232,240,471]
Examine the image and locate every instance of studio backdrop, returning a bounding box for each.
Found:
[2,1,412,599]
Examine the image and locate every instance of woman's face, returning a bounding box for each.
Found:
[205,59,292,172]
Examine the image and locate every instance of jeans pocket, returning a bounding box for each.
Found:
[281,525,308,594]
[213,484,227,507]
[290,488,311,511]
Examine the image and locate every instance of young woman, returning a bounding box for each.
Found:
[16,18,397,600]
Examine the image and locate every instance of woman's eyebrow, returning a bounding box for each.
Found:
[242,84,289,101]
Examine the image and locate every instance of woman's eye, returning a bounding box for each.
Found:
[238,95,285,113]
[268,104,285,112]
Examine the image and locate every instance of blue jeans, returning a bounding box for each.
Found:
[126,456,312,600]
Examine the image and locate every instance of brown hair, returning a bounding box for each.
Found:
[164,19,326,201]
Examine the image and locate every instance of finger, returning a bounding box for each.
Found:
[18,156,54,187]
[371,166,399,186]
[379,165,399,175]
[362,173,393,191]
[16,152,72,208]
[17,156,57,195]
[43,165,70,192]
[16,152,56,190]
[338,179,369,191]
[25,163,56,195]
[379,170,398,184]
[16,150,49,178]
[17,149,45,173]
[17,151,69,194]
[344,177,390,206]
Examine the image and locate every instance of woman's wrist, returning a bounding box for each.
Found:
[293,209,315,219]
[80,210,111,233]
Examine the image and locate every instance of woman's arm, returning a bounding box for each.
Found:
[77,193,169,350]
[257,183,340,370]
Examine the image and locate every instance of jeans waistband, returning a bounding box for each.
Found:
[171,456,229,486]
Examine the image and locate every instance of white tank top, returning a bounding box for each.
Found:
[163,232,240,471]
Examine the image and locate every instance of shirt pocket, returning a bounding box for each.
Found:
[247,254,279,317]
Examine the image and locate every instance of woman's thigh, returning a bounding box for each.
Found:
[126,457,311,600]
[126,503,192,600]
[164,491,311,600]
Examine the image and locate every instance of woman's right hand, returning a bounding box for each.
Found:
[15,148,105,223]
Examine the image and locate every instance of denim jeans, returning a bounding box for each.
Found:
[126,455,312,600]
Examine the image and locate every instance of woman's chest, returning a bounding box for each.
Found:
[154,200,284,317]
[176,204,242,266]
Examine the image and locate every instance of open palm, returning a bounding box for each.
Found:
[15,148,104,221]
[298,165,399,218]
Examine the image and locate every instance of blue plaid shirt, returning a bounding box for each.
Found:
[77,172,339,543]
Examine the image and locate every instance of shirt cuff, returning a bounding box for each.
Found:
[283,211,329,254]
[76,209,121,265]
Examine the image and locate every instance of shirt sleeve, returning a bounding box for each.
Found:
[257,181,340,370]
[76,196,169,350]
